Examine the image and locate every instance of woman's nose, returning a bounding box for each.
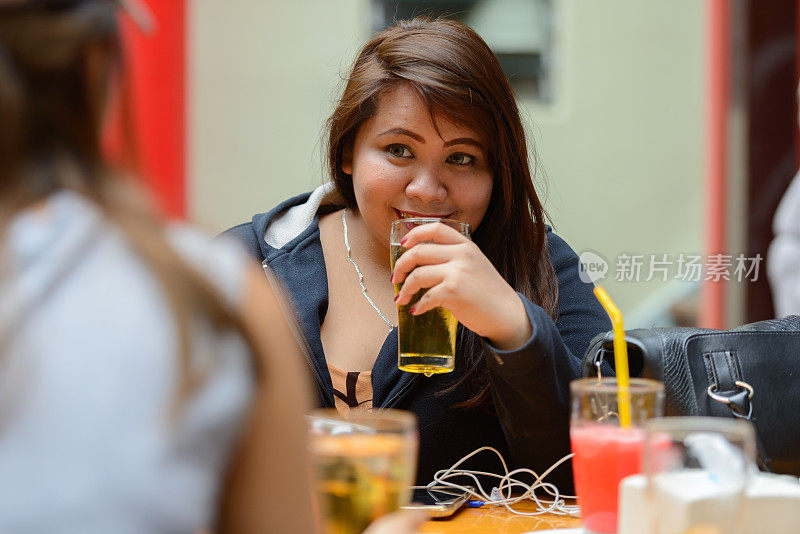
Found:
[405,170,447,203]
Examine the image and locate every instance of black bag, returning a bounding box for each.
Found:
[581,316,800,475]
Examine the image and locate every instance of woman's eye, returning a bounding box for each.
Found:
[387,144,411,158]
[447,152,475,166]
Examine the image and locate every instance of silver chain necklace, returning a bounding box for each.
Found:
[342,209,396,332]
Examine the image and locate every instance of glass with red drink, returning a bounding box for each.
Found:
[570,378,664,534]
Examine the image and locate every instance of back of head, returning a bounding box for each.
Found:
[0,0,120,210]
[0,0,258,415]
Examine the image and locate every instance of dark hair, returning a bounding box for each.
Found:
[0,0,257,413]
[326,17,558,407]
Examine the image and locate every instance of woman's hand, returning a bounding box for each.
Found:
[391,222,532,351]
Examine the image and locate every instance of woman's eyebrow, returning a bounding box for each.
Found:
[444,137,483,149]
[378,128,425,143]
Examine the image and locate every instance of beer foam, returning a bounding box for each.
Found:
[311,434,412,457]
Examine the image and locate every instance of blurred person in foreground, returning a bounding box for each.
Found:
[768,171,800,317]
[768,82,800,317]
[0,1,321,532]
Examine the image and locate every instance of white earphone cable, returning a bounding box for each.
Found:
[415,446,580,517]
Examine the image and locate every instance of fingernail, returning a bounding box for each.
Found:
[400,236,408,246]
[390,273,394,283]
[394,294,399,302]
[410,306,416,314]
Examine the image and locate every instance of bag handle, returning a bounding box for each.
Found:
[706,379,772,471]
[581,330,649,378]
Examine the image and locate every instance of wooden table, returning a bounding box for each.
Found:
[418,500,581,533]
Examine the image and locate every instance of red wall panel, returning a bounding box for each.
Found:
[120,0,186,219]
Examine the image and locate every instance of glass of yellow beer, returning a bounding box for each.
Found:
[308,409,418,534]
[390,217,471,375]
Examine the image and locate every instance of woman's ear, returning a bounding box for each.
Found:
[341,143,353,175]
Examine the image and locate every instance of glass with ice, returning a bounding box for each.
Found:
[570,377,665,534]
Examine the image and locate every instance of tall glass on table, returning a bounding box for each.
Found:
[570,377,664,534]
[390,217,470,376]
[307,409,418,534]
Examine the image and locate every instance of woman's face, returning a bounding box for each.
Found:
[343,84,493,249]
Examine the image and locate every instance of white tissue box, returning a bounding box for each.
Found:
[618,472,800,534]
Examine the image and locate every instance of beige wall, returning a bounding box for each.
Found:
[188,0,704,324]
[188,0,369,231]
[529,0,704,324]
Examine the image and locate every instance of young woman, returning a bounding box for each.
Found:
[226,17,612,492]
[0,1,317,532]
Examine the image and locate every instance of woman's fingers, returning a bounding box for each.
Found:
[407,283,455,315]
[398,221,469,249]
[391,242,466,284]
[395,263,450,307]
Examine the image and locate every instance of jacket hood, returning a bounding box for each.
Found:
[251,183,344,261]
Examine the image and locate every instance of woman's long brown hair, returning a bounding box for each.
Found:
[0,1,258,415]
[326,17,559,407]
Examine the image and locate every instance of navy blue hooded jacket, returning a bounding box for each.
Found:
[222,185,612,492]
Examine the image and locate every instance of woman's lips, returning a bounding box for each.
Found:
[394,208,453,219]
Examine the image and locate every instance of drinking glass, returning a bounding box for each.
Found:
[390,217,470,376]
[570,377,665,534]
[642,417,755,534]
[307,409,418,534]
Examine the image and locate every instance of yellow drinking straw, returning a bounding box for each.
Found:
[593,286,632,428]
